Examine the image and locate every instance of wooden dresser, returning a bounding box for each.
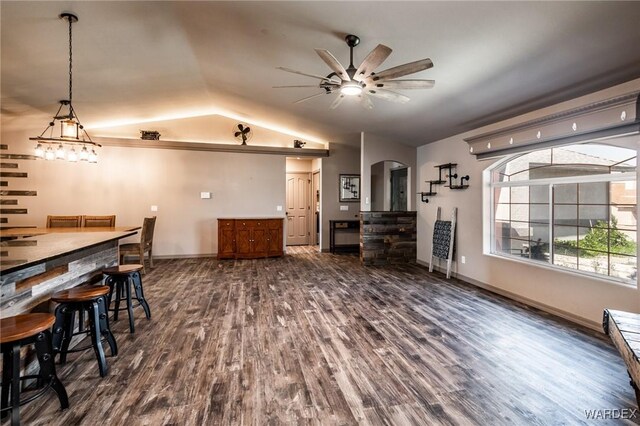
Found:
[217,218,284,259]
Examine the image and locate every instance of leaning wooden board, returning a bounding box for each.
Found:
[603,309,640,407]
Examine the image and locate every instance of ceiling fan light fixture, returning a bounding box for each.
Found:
[277,34,434,108]
[340,82,362,96]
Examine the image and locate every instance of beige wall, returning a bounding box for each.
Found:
[285,158,313,172]
[4,129,286,257]
[417,79,640,328]
[320,143,361,250]
[90,113,328,149]
[361,133,416,211]
[371,161,385,211]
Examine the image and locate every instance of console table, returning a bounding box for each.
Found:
[329,220,360,254]
[217,218,283,259]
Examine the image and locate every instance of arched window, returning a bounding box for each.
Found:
[489,143,637,283]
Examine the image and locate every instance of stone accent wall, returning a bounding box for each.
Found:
[360,211,417,266]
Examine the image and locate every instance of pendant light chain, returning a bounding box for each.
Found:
[68,16,73,103]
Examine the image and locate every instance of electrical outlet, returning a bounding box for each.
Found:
[461,256,466,264]
[151,205,158,212]
[276,205,283,211]
[200,192,211,199]
[340,205,349,211]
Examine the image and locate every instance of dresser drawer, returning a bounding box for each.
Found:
[236,219,261,230]
[219,220,235,229]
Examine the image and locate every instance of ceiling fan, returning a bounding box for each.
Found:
[274,34,434,109]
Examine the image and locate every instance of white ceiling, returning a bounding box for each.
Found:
[2,1,640,147]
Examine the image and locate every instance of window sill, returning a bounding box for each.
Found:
[484,251,637,289]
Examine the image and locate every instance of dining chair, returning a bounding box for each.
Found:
[46,215,83,228]
[83,215,116,227]
[119,216,156,273]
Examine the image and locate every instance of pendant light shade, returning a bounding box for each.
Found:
[29,12,101,163]
[61,118,79,139]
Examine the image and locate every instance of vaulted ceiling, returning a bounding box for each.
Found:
[2,1,640,147]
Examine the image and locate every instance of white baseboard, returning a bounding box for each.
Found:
[153,253,215,259]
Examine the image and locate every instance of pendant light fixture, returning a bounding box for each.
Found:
[29,12,100,163]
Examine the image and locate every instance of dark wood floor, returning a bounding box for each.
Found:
[13,247,640,425]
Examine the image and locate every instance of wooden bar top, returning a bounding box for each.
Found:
[0,226,139,239]
[0,228,139,274]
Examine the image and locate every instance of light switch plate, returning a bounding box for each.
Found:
[151,205,158,212]
[340,205,349,211]
[276,205,283,211]
[200,192,211,199]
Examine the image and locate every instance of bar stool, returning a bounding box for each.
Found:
[103,265,151,333]
[1,313,69,426]
[51,286,117,378]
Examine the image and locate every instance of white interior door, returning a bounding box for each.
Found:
[286,173,310,245]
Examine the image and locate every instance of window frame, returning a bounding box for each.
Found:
[488,145,637,286]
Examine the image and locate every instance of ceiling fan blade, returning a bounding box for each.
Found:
[234,132,241,137]
[293,92,328,104]
[238,124,244,131]
[329,94,345,110]
[314,49,350,81]
[244,127,251,133]
[360,93,374,110]
[273,85,323,89]
[369,58,433,82]
[370,79,435,90]
[276,67,333,82]
[354,44,392,82]
[366,88,410,104]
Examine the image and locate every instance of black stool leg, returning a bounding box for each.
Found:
[10,341,20,426]
[125,277,135,333]
[1,346,12,420]
[51,304,66,356]
[34,330,69,411]
[78,309,85,333]
[88,301,108,377]
[97,296,117,356]
[113,280,122,321]
[104,277,114,309]
[58,308,76,365]
[133,271,151,319]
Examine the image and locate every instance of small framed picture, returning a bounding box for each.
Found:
[339,174,360,202]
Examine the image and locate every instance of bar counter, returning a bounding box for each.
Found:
[0,229,138,317]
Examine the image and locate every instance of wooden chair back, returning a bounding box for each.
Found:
[83,215,116,227]
[141,216,157,249]
[46,215,82,228]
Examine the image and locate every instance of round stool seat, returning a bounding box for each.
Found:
[103,264,144,275]
[1,314,69,424]
[0,313,55,344]
[52,285,110,303]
